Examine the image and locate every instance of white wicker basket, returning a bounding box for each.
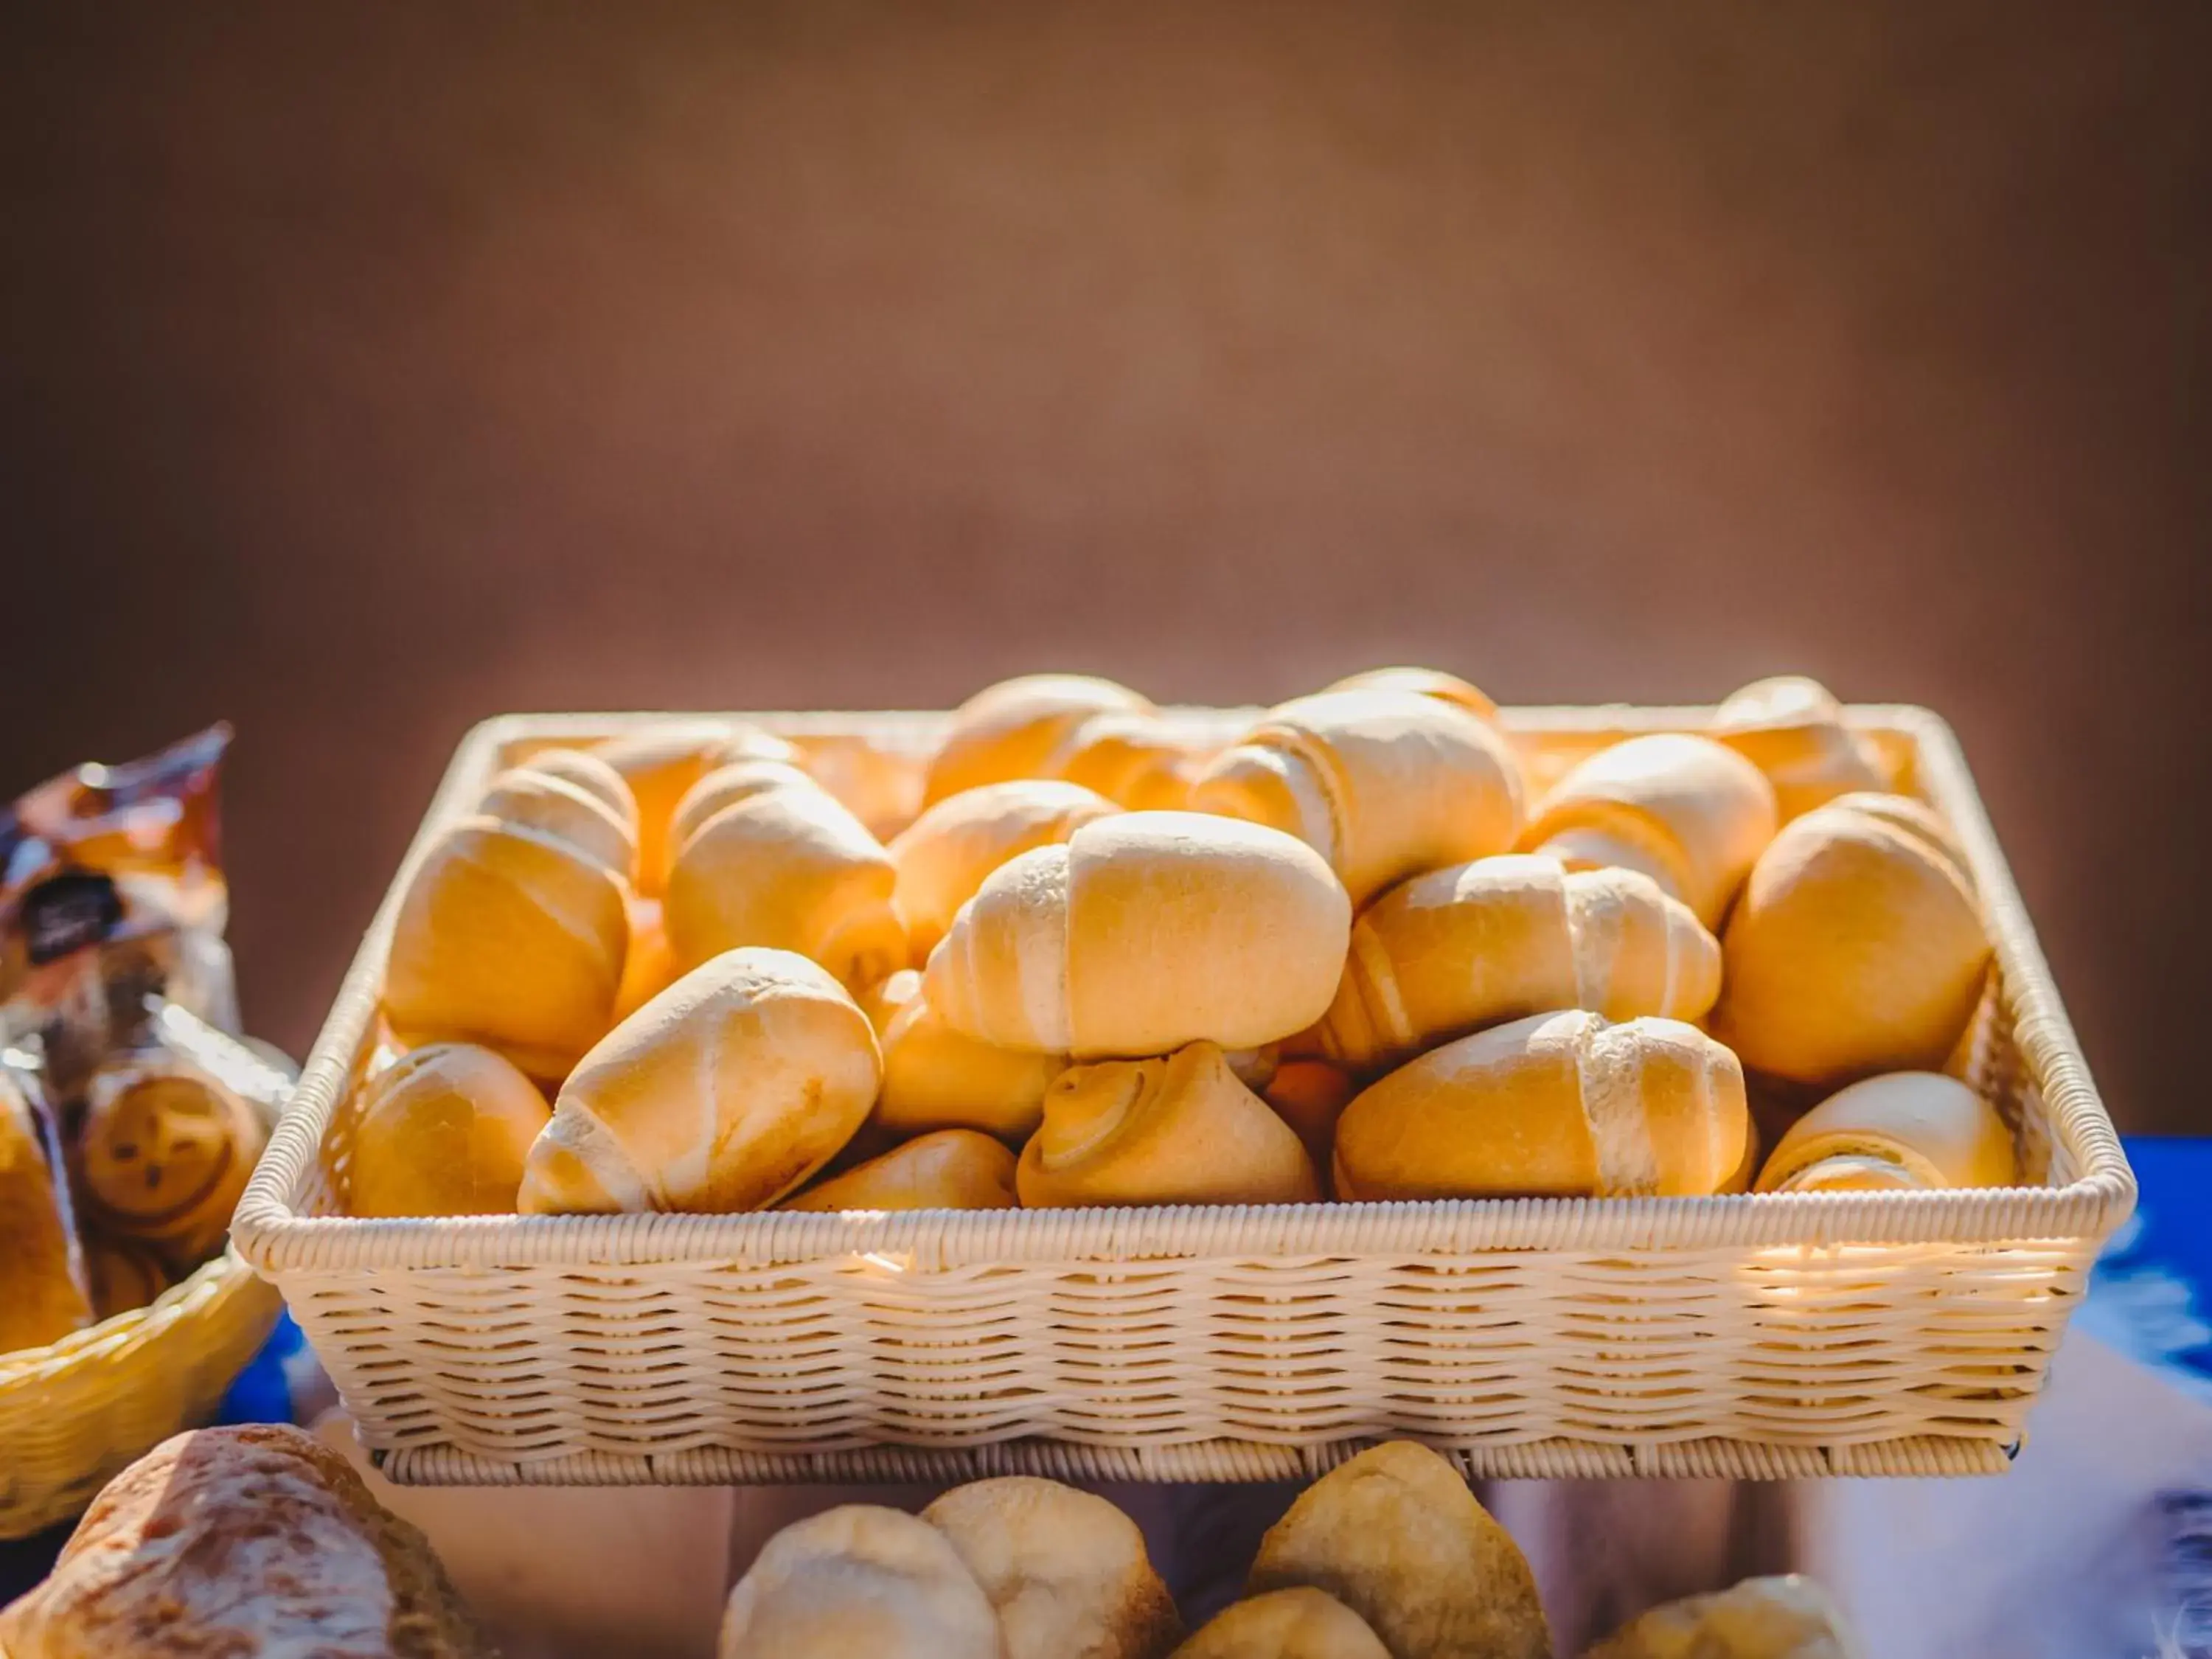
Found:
[233,705,2134,1486]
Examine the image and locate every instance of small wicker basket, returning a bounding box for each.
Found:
[234,705,2134,1487]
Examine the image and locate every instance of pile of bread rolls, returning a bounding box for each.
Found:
[349,669,2017,1220]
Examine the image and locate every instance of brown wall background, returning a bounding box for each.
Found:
[2,3,2206,1130]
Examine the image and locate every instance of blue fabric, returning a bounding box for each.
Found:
[2079,1137,2212,1399]
[215,1310,306,1427]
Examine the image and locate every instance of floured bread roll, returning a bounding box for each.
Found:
[782,1129,1018,1211]
[1580,1573,1859,1658]
[922,1476,1183,1659]
[1018,1041,1319,1207]
[1189,689,1525,905]
[925,673,1156,807]
[0,1071,94,1351]
[0,1424,490,1658]
[1043,709,1213,812]
[519,948,880,1215]
[719,1504,1001,1659]
[891,779,1121,962]
[1262,1060,1358,1195]
[788,731,928,841]
[1519,733,1778,928]
[1314,854,1722,1074]
[346,1042,552,1217]
[1712,677,1888,823]
[925,812,1351,1058]
[1248,1440,1551,1659]
[667,759,823,862]
[612,894,681,1025]
[863,970,1065,1141]
[665,765,907,992]
[77,1062,268,1270]
[1334,1009,1747,1201]
[596,721,799,895]
[383,815,629,1080]
[1322,665,1499,725]
[1172,1587,1391,1659]
[518,745,636,822]
[478,762,639,886]
[1756,1072,2015,1193]
[1711,793,1989,1087]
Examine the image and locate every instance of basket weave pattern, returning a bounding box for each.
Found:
[234,707,2134,1484]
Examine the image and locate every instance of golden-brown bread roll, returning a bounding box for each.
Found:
[77,1060,268,1270]
[890,779,1121,963]
[83,1232,172,1321]
[1712,677,1888,824]
[1321,665,1499,725]
[0,1071,94,1352]
[1711,793,1990,1087]
[718,1504,1001,1659]
[925,811,1352,1057]
[1580,1573,1859,1658]
[1262,1060,1357,1195]
[788,731,928,841]
[1314,854,1722,1074]
[1017,1041,1320,1207]
[668,759,824,866]
[1519,732,1779,928]
[922,1476,1183,1659]
[515,745,636,822]
[665,768,908,992]
[1189,689,1526,905]
[782,1129,1018,1211]
[863,969,1066,1141]
[1248,1440,1551,1659]
[1043,709,1211,812]
[1755,1071,2015,1193]
[0,1423,491,1658]
[383,815,630,1080]
[519,948,880,1215]
[596,721,799,895]
[1334,1009,1748,1201]
[924,673,1155,807]
[346,1042,552,1217]
[612,893,681,1026]
[478,762,640,886]
[1172,1588,1391,1659]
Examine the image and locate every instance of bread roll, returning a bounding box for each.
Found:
[925,811,1351,1057]
[346,1042,552,1217]
[1334,1009,1747,1201]
[1262,1060,1357,1194]
[1043,709,1211,811]
[1314,855,1722,1074]
[925,673,1155,807]
[1247,1440,1551,1659]
[77,1060,267,1270]
[479,763,639,886]
[1580,1573,1858,1658]
[1712,676,1888,823]
[863,969,1065,1141]
[1322,665,1499,725]
[520,948,880,1215]
[1018,1041,1320,1208]
[669,759,824,866]
[1755,1072,2015,1193]
[597,721,798,895]
[782,1129,1018,1211]
[83,1232,171,1321]
[1189,689,1525,905]
[1172,1588,1391,1659]
[665,770,907,992]
[922,1476,1183,1659]
[1519,733,1778,928]
[0,1424,490,1658]
[613,893,681,1026]
[1711,793,1990,1087]
[0,1071,93,1352]
[891,779,1121,962]
[718,1504,1001,1659]
[515,745,636,822]
[383,815,629,1080]
[789,731,928,841]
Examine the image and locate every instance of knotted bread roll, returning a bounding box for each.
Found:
[923,673,1155,807]
[863,970,1066,1141]
[1321,665,1498,724]
[519,949,880,1215]
[383,815,629,1080]
[1755,1072,2015,1193]
[925,812,1351,1058]
[1711,793,1990,1087]
[478,762,639,886]
[922,1476,1183,1659]
[1173,1589,1391,1659]
[1334,1009,1747,1200]
[596,721,799,895]
[665,765,907,992]
[345,1042,552,1217]
[718,1505,1001,1659]
[1313,854,1722,1074]
[1018,1040,1320,1207]
[1518,733,1778,928]
[1247,1440,1551,1659]
[1042,709,1212,811]
[890,779,1120,962]
[1189,689,1525,905]
[78,1061,268,1270]
[782,1129,1018,1211]
[1711,676,1888,824]
[1581,1573,1860,1659]
[1,1071,93,1352]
